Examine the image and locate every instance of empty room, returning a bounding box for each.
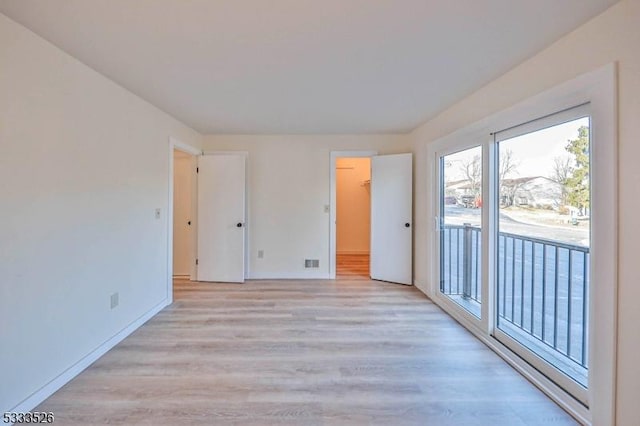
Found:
[1,1,638,425]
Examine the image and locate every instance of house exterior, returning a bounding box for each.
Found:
[503,176,564,208]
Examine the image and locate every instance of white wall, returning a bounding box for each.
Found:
[336,158,371,255]
[0,14,202,412]
[409,0,639,423]
[203,135,410,278]
[172,152,195,275]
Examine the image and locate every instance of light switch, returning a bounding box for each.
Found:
[110,292,119,309]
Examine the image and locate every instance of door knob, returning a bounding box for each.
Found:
[187,221,191,226]
[237,223,243,228]
[405,223,411,228]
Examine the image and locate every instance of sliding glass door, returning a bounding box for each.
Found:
[494,107,591,402]
[436,105,592,404]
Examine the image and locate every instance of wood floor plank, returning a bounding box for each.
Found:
[337,254,370,279]
[31,278,578,425]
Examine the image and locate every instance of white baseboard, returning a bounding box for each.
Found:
[247,273,332,280]
[10,299,169,413]
[336,250,370,255]
[413,280,432,298]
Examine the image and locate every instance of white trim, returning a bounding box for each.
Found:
[250,272,332,280]
[202,150,249,156]
[493,103,590,142]
[170,137,202,156]
[424,63,617,425]
[9,298,168,414]
[168,137,201,302]
[493,327,587,403]
[329,150,377,279]
[483,140,497,335]
[585,63,618,426]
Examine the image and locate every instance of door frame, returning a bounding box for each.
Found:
[329,150,377,279]
[167,137,202,304]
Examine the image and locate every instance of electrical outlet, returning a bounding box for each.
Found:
[155,208,161,219]
[110,292,119,309]
[258,250,264,259]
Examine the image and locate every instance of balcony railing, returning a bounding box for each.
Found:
[441,224,589,385]
[440,225,481,304]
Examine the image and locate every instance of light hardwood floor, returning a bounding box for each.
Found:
[336,254,369,279]
[33,278,578,425]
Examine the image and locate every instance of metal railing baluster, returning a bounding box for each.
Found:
[581,253,588,367]
[448,227,452,293]
[475,231,479,301]
[531,243,535,334]
[542,244,547,342]
[567,250,573,358]
[511,236,516,321]
[503,235,507,318]
[463,224,472,299]
[520,239,525,327]
[456,230,461,294]
[554,246,559,349]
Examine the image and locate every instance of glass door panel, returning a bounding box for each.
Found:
[439,146,482,318]
[496,116,590,389]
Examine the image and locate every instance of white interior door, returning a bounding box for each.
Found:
[197,154,245,283]
[370,153,413,285]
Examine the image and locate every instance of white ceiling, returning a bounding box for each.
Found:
[0,0,618,134]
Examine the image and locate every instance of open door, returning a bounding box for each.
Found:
[173,150,196,277]
[197,154,246,283]
[370,153,412,285]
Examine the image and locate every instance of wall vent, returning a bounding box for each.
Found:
[305,259,320,268]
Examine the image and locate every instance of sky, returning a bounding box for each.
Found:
[443,116,589,181]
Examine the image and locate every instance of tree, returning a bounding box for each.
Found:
[550,155,574,206]
[459,155,481,197]
[565,125,590,214]
[499,149,520,206]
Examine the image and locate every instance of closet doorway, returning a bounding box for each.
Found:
[172,149,197,279]
[336,157,371,279]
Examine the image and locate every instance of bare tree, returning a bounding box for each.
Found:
[550,155,574,206]
[499,149,519,181]
[499,149,520,206]
[459,155,481,197]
